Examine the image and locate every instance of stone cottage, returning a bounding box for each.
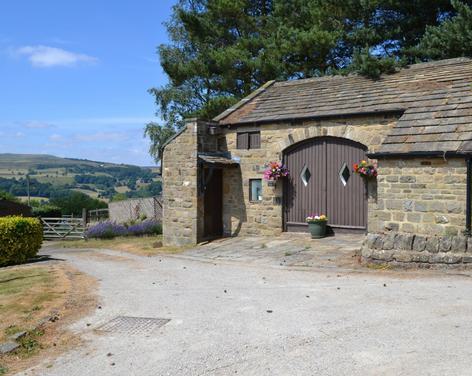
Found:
[162,57,472,265]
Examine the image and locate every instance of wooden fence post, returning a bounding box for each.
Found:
[82,208,87,225]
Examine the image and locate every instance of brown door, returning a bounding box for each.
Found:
[283,137,367,232]
[203,168,223,238]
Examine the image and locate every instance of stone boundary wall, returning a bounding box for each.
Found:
[369,158,466,237]
[362,232,472,265]
[108,197,162,224]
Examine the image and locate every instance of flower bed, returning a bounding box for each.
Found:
[85,219,162,239]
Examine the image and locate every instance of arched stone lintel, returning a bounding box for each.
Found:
[276,125,373,154]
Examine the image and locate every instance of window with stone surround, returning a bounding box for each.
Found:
[249,179,262,202]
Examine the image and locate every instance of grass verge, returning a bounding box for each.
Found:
[48,235,187,256]
[0,264,96,374]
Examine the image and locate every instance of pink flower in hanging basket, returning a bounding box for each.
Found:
[263,161,290,181]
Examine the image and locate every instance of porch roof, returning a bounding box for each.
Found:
[198,153,240,167]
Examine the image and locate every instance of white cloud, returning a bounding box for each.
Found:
[23,120,56,129]
[15,45,98,68]
[74,132,128,142]
[48,133,63,141]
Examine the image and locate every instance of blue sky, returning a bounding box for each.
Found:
[0,1,176,166]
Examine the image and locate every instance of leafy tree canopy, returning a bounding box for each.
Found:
[147,0,472,162]
[414,0,472,59]
[49,191,107,216]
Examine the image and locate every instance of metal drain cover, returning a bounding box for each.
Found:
[96,316,170,335]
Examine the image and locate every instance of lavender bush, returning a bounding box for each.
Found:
[85,219,162,239]
[85,221,128,239]
[127,219,162,236]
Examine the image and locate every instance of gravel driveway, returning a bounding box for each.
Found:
[21,241,472,376]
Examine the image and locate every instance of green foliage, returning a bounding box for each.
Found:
[0,216,43,266]
[415,1,472,59]
[49,191,108,216]
[32,204,62,218]
[0,154,159,201]
[348,48,405,80]
[111,193,128,202]
[0,189,19,203]
[147,0,465,160]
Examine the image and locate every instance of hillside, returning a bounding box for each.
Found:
[0,153,161,202]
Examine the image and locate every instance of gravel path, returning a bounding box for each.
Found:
[19,244,472,376]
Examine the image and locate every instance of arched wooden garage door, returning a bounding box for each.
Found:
[283,136,368,232]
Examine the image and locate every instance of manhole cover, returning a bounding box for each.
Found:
[96,316,170,335]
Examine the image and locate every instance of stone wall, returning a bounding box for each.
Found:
[109,197,162,224]
[361,157,469,265]
[369,158,467,237]
[361,232,472,265]
[162,119,219,246]
[162,119,199,246]
[220,114,398,237]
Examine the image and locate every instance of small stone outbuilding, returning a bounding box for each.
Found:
[162,58,472,265]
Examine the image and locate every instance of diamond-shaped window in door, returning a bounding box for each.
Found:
[300,165,311,187]
[339,163,350,186]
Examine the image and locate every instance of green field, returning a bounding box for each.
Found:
[0,153,161,202]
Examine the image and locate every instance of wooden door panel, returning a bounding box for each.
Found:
[284,139,325,230]
[326,138,367,228]
[203,168,223,238]
[283,137,367,232]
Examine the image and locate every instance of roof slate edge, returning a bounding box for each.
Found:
[213,80,276,122]
[223,108,406,126]
[367,150,472,159]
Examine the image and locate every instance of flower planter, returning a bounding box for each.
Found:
[308,221,327,239]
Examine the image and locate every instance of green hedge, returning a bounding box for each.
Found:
[0,216,43,266]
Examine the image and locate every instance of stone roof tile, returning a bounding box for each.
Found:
[215,58,472,154]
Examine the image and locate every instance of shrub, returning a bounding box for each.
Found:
[127,219,162,236]
[0,216,43,266]
[32,204,62,218]
[85,221,127,239]
[85,219,162,239]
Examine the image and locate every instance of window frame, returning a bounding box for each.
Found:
[249,178,263,202]
[237,131,261,150]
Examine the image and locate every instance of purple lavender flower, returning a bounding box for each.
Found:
[85,221,128,239]
[127,219,162,236]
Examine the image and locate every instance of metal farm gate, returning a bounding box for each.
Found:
[41,217,86,239]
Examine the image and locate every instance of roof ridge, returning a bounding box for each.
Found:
[272,57,472,88]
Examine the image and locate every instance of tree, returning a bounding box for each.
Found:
[49,191,107,216]
[415,0,472,59]
[147,0,470,160]
[0,190,19,203]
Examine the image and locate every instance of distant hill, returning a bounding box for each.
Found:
[0,153,140,169]
[0,153,161,202]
